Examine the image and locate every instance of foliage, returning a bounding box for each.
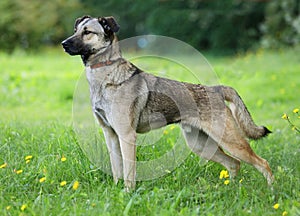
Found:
[0,47,299,215]
[1,0,299,51]
[0,0,82,52]
[84,0,266,51]
[145,0,266,51]
[261,0,300,48]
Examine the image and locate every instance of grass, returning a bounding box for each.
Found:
[0,46,299,215]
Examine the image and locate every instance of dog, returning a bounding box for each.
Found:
[62,15,273,191]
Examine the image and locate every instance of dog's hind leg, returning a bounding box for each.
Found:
[182,125,240,177]
[203,108,274,185]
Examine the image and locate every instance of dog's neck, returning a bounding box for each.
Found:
[89,59,120,69]
[84,36,122,68]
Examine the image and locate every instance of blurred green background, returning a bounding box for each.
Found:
[0,0,299,53]
[1,1,300,215]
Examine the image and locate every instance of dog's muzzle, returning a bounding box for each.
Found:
[61,38,79,56]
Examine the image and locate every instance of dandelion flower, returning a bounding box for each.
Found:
[60,181,67,186]
[282,211,288,216]
[39,177,46,183]
[61,156,67,162]
[219,170,229,179]
[25,155,33,161]
[72,181,80,190]
[271,75,277,81]
[273,203,280,210]
[170,125,176,130]
[293,108,299,114]
[224,180,230,185]
[6,206,11,210]
[25,160,31,164]
[0,163,7,169]
[15,169,23,174]
[20,204,27,211]
[281,113,288,120]
[239,179,243,183]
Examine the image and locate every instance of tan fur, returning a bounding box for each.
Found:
[62,16,273,191]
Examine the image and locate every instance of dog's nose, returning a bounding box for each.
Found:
[61,40,68,48]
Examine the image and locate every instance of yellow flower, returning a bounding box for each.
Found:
[39,177,46,183]
[282,211,288,216]
[271,75,277,81]
[163,130,169,135]
[239,179,243,183]
[273,203,280,210]
[293,108,299,113]
[0,163,7,169]
[6,206,11,210]
[15,169,23,174]
[281,113,288,120]
[224,180,230,185]
[170,125,176,130]
[72,181,80,190]
[25,155,33,161]
[26,160,31,164]
[60,181,67,186]
[20,204,27,211]
[219,170,229,179]
[61,156,67,162]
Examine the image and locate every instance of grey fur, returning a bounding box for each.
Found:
[62,16,273,191]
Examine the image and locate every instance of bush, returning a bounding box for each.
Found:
[1,0,299,52]
[0,0,82,52]
[261,0,300,48]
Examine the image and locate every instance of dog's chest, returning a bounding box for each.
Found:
[91,87,116,127]
[86,74,116,127]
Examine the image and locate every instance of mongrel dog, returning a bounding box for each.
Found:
[62,15,273,191]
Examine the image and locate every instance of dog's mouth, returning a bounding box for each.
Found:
[61,39,94,58]
[61,40,78,56]
[63,48,78,56]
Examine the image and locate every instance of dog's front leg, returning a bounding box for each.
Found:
[94,112,123,184]
[102,127,123,184]
[118,132,137,191]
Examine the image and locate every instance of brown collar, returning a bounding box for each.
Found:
[90,59,121,69]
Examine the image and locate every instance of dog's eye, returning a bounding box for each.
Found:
[83,30,92,35]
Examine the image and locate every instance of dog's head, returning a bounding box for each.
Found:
[61,15,119,62]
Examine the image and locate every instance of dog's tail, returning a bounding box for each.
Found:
[221,86,271,140]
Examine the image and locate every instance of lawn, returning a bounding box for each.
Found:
[0,46,299,215]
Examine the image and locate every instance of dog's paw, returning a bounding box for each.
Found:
[124,180,136,192]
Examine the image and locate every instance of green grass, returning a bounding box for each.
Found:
[0,47,299,215]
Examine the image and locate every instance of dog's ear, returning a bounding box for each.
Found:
[98,16,120,34]
[74,15,91,32]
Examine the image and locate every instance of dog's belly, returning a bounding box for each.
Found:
[136,112,180,133]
